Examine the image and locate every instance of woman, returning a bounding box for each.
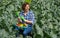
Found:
[17,2,35,38]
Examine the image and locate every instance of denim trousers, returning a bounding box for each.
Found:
[15,25,32,37]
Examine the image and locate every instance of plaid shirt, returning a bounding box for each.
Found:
[19,10,35,25]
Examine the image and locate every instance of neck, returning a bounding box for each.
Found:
[23,10,29,16]
[24,10,29,13]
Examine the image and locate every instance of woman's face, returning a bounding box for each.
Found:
[25,5,30,12]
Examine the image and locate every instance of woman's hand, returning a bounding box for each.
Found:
[25,20,32,24]
[18,17,32,24]
[18,17,22,23]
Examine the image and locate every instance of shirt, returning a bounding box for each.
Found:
[19,10,35,26]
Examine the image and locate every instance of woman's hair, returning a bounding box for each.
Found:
[22,2,30,10]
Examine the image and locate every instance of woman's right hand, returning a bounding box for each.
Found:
[18,17,22,23]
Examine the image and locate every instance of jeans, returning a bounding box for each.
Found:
[15,25,32,37]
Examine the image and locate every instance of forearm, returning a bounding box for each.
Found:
[25,20,32,24]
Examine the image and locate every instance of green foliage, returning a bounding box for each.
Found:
[25,0,32,4]
[0,0,60,38]
[20,16,25,21]
[15,11,20,17]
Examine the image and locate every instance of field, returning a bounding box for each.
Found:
[0,0,60,38]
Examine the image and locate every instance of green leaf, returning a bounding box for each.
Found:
[25,0,31,4]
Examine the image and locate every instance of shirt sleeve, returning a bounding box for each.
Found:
[19,12,23,16]
[31,13,35,24]
[29,12,35,25]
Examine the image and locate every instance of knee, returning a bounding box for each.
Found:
[23,32,27,36]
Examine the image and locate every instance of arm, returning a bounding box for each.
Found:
[25,20,32,24]
[25,13,35,24]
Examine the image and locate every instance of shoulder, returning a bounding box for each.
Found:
[29,10,35,17]
[20,11,23,14]
[19,10,24,14]
[19,11,24,16]
[29,10,34,15]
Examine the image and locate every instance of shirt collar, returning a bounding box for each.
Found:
[22,10,30,16]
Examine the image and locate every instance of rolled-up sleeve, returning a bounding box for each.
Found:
[28,12,35,25]
[31,13,35,24]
